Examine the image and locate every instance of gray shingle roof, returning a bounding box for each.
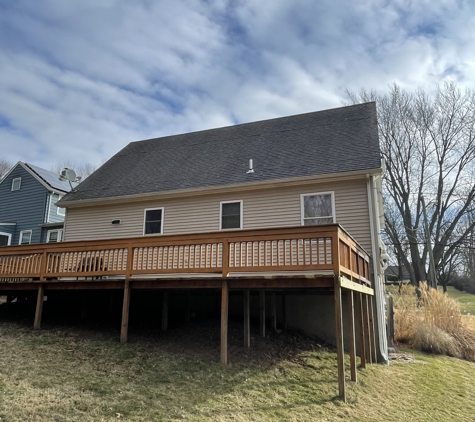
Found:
[61,102,381,203]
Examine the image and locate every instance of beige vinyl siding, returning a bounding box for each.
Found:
[64,178,371,251]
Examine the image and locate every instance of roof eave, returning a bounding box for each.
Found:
[59,167,382,209]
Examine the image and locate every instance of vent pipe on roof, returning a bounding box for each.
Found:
[246,159,254,174]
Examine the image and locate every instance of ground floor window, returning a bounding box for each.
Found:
[0,232,11,246]
[19,230,32,245]
[143,208,164,235]
[301,192,335,225]
[46,229,63,243]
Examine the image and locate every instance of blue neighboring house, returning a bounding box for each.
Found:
[0,162,71,246]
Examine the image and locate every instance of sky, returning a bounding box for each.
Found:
[0,0,474,171]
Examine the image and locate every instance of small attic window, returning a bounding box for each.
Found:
[11,177,21,191]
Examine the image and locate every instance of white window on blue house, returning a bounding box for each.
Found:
[301,192,335,225]
[52,194,65,216]
[143,208,164,235]
[19,230,32,245]
[11,177,21,191]
[47,229,63,243]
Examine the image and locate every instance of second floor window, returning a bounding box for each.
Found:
[220,201,242,230]
[144,208,164,235]
[19,230,32,245]
[301,192,335,225]
[47,229,63,243]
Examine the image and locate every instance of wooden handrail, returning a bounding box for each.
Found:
[0,225,370,283]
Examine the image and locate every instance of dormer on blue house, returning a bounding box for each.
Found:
[0,162,71,246]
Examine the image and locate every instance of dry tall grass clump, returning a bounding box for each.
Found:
[393,282,475,361]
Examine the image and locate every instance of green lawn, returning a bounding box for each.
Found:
[1,320,475,421]
[446,286,475,315]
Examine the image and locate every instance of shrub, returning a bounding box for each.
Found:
[392,282,475,361]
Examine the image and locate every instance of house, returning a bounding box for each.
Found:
[0,162,71,246]
[0,103,387,400]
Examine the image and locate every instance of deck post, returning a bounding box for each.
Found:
[221,280,229,364]
[243,290,250,348]
[347,290,357,382]
[356,292,366,369]
[363,294,372,364]
[334,277,346,401]
[282,293,287,330]
[162,290,169,331]
[186,290,191,323]
[270,293,277,331]
[120,279,131,344]
[33,284,45,330]
[259,290,266,337]
[81,291,88,320]
[369,296,377,363]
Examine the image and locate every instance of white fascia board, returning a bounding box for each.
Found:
[61,167,383,209]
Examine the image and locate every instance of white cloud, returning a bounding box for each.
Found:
[0,0,473,170]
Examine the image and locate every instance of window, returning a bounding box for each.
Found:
[301,192,335,225]
[220,200,242,230]
[52,194,65,216]
[46,229,63,243]
[0,233,11,246]
[19,230,32,245]
[11,177,21,191]
[143,208,164,235]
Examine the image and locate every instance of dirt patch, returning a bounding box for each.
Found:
[388,351,427,364]
[128,318,329,365]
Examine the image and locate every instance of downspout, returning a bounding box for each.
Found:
[366,174,389,364]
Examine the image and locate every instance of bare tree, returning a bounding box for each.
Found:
[346,82,475,288]
[0,157,12,181]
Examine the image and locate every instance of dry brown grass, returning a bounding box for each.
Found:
[393,282,475,361]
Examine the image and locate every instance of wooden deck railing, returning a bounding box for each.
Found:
[0,225,370,285]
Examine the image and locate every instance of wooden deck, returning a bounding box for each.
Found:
[0,224,376,401]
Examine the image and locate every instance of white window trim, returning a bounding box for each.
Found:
[300,191,336,225]
[11,177,21,191]
[46,229,63,243]
[0,232,12,246]
[56,195,65,216]
[19,230,32,245]
[143,207,164,235]
[219,200,243,230]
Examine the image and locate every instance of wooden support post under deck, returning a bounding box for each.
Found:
[270,293,277,331]
[356,292,366,369]
[120,280,131,344]
[243,290,250,348]
[186,290,191,323]
[221,280,229,364]
[162,290,169,331]
[282,293,287,330]
[259,290,266,337]
[363,294,372,364]
[334,277,346,401]
[369,296,377,363]
[346,290,357,383]
[34,284,45,330]
[81,291,88,320]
